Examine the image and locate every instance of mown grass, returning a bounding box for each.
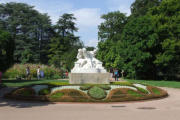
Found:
[2,79,180,89]
[1,79,68,87]
[127,79,180,88]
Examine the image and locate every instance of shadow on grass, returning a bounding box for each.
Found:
[0,87,52,108]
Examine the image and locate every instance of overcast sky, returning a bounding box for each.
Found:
[0,0,135,47]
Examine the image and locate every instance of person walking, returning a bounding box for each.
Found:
[110,68,114,81]
[37,66,40,80]
[114,69,119,81]
[40,70,44,78]
[26,66,30,80]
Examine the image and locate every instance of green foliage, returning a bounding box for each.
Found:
[119,16,158,79]
[3,64,63,79]
[5,83,168,102]
[88,86,107,100]
[152,88,161,95]
[0,30,14,71]
[110,89,125,99]
[97,85,111,90]
[50,92,64,99]
[97,0,180,80]
[136,87,149,94]
[97,11,127,69]
[80,85,92,91]
[68,90,85,97]
[48,82,69,86]
[111,81,133,86]
[149,0,180,80]
[48,13,83,70]
[131,0,161,17]
[0,2,52,64]
[39,88,50,95]
[12,88,35,97]
[127,90,143,97]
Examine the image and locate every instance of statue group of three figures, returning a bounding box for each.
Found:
[71,48,107,73]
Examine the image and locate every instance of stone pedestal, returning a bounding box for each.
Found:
[69,73,110,84]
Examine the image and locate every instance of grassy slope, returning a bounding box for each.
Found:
[127,79,180,88]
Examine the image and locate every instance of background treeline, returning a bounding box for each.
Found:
[97,0,180,80]
[0,2,83,72]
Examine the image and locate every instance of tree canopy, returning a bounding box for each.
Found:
[97,0,180,80]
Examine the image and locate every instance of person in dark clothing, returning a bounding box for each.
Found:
[114,69,119,81]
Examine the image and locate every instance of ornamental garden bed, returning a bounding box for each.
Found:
[4,81,168,102]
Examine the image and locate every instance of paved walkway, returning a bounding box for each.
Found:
[0,87,180,120]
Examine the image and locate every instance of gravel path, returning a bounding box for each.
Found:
[0,87,180,120]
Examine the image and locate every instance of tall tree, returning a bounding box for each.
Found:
[97,11,127,69]
[149,0,180,79]
[118,16,158,79]
[130,0,161,17]
[48,13,83,70]
[0,30,14,71]
[0,2,52,64]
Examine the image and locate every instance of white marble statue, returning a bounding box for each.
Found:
[71,48,107,73]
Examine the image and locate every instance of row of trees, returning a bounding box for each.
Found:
[97,0,180,80]
[0,2,83,72]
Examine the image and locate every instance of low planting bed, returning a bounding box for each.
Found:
[4,81,168,102]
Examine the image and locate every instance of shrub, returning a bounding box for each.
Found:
[97,85,111,90]
[88,86,107,100]
[127,90,143,97]
[80,85,92,91]
[39,88,50,95]
[12,88,35,97]
[111,81,133,86]
[151,88,161,95]
[48,82,69,86]
[108,88,126,99]
[49,89,89,102]
[50,92,64,99]
[136,87,149,94]
[3,64,63,79]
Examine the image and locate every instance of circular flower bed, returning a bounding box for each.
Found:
[4,82,168,102]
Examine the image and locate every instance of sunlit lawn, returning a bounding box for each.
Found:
[1,79,180,89]
[2,79,68,87]
[127,79,180,88]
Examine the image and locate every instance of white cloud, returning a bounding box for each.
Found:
[72,8,103,28]
[106,0,135,16]
[85,38,99,47]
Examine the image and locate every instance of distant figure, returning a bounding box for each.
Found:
[65,71,69,78]
[114,69,119,81]
[40,70,44,78]
[121,70,124,78]
[0,71,2,84]
[37,66,40,80]
[26,66,30,80]
[109,68,114,81]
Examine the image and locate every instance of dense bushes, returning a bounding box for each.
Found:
[88,86,107,100]
[39,88,51,95]
[12,87,35,97]
[3,64,63,79]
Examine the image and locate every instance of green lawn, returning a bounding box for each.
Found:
[2,79,68,87]
[127,79,180,88]
[1,79,180,89]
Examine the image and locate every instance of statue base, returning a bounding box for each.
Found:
[69,73,110,84]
